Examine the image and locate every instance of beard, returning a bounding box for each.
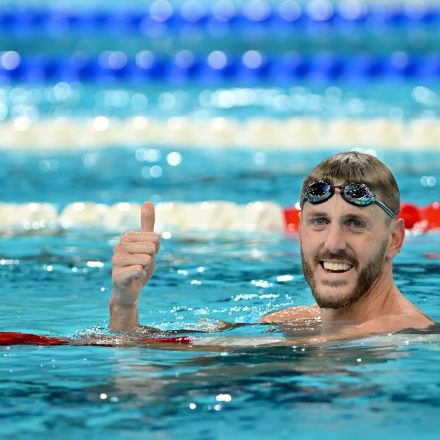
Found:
[301,238,388,309]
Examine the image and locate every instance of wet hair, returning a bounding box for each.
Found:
[300,151,400,215]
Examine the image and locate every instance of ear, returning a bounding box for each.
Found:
[387,218,405,259]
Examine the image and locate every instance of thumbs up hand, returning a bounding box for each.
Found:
[110,202,160,331]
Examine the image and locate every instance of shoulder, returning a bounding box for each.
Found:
[384,294,435,332]
[384,311,434,331]
[260,304,320,324]
[352,311,434,337]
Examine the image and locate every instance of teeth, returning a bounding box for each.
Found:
[323,261,352,272]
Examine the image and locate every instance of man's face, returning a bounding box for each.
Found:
[299,189,390,309]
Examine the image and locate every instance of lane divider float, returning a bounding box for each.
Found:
[0,200,438,235]
[0,331,192,346]
[1,116,440,150]
[1,4,440,35]
[1,52,440,84]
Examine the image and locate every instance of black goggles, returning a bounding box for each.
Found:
[301,181,397,219]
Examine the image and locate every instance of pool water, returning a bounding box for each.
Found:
[1,148,440,439]
[1,147,439,207]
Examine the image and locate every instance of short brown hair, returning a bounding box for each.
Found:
[300,151,400,215]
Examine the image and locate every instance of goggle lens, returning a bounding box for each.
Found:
[308,181,332,198]
[343,183,370,203]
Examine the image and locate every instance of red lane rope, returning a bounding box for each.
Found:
[283,202,440,232]
[0,332,68,346]
[137,336,193,345]
[0,332,193,347]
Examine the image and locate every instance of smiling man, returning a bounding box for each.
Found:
[110,151,434,339]
[261,151,434,337]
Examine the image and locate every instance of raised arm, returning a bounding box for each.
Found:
[110,202,160,332]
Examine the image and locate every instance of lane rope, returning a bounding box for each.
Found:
[1,52,440,84]
[0,200,438,235]
[0,331,192,346]
[2,116,440,150]
[1,3,440,34]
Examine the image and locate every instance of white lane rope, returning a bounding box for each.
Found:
[0,201,286,235]
[1,116,440,150]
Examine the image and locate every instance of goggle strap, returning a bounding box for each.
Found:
[374,199,397,219]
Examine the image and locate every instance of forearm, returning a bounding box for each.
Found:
[109,293,139,332]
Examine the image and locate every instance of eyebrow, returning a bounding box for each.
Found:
[304,210,328,218]
[340,213,371,223]
[304,209,371,223]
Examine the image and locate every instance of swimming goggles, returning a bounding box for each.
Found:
[301,181,397,219]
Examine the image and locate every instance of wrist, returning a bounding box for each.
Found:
[110,287,138,308]
[109,296,139,332]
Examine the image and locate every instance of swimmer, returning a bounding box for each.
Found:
[110,151,435,341]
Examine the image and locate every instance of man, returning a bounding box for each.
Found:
[110,151,434,341]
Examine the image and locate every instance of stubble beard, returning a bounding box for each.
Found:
[301,239,388,309]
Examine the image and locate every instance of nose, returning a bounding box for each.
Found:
[324,223,347,254]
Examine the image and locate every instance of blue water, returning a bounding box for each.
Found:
[1,148,440,439]
[1,147,439,208]
[1,83,440,119]
[2,0,440,436]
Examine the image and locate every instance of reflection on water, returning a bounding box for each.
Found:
[102,331,440,434]
[2,327,440,438]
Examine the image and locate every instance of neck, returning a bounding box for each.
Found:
[319,266,402,327]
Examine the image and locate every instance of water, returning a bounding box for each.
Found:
[2,83,440,120]
[2,0,440,436]
[1,147,439,207]
[1,148,440,439]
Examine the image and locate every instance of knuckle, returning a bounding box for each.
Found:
[143,254,152,267]
[151,235,160,251]
[121,232,133,242]
[147,243,157,254]
[131,264,143,276]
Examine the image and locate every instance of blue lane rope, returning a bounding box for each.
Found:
[1,52,440,84]
[1,5,440,35]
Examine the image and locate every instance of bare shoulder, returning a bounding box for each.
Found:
[389,295,435,331]
[384,311,434,331]
[301,311,435,344]
[352,311,434,337]
[260,304,320,324]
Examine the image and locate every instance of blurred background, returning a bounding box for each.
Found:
[0,0,439,218]
[1,0,440,128]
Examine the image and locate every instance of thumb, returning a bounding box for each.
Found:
[141,201,155,232]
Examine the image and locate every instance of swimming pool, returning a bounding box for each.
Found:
[1,146,440,439]
[2,0,440,438]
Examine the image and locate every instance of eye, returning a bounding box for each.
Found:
[310,217,329,228]
[346,218,366,229]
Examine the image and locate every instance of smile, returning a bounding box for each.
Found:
[320,261,353,273]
